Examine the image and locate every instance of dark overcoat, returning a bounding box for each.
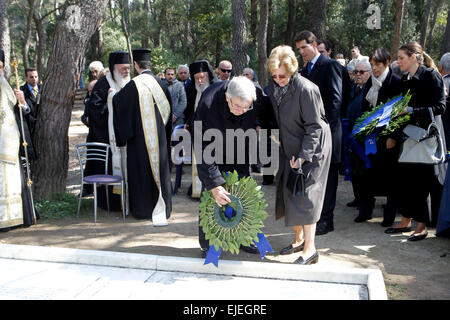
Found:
[270,73,332,226]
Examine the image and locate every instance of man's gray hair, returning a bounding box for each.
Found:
[226,76,257,102]
[356,60,372,72]
[439,52,450,73]
[178,64,189,73]
[89,61,104,71]
[243,67,255,77]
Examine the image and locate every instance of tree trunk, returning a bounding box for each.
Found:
[258,0,269,88]
[141,0,150,48]
[90,25,103,62]
[266,0,274,57]
[426,0,443,54]
[33,0,47,77]
[308,0,327,40]
[231,0,248,75]
[32,0,109,200]
[250,0,258,46]
[119,0,133,66]
[391,0,404,60]
[0,0,11,79]
[442,7,450,56]
[23,0,36,70]
[420,0,433,48]
[285,0,297,46]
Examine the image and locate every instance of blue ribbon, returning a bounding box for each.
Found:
[341,118,352,181]
[204,245,222,267]
[352,96,403,136]
[365,131,378,156]
[348,135,372,169]
[253,231,273,259]
[224,204,236,220]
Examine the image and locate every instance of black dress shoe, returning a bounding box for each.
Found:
[385,226,412,234]
[295,252,319,265]
[354,215,372,223]
[240,244,259,254]
[280,242,304,255]
[200,248,208,258]
[262,176,274,185]
[408,231,428,242]
[315,221,334,236]
[381,219,395,228]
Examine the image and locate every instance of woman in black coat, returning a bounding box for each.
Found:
[353,48,403,226]
[385,42,446,241]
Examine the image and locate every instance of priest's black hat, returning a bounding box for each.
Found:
[0,49,4,66]
[189,59,217,83]
[132,49,152,62]
[108,51,130,70]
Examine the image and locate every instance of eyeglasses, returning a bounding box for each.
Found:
[272,74,289,80]
[228,99,253,111]
[220,68,232,73]
[354,70,369,75]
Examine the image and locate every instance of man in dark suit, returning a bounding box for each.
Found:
[295,30,347,235]
[19,68,40,137]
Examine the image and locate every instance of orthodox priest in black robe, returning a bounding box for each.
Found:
[86,51,131,211]
[111,49,172,225]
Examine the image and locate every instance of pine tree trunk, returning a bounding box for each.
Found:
[250,0,258,46]
[426,0,443,54]
[285,0,297,46]
[0,0,11,79]
[391,0,404,60]
[258,0,269,88]
[420,0,433,48]
[23,0,36,70]
[231,0,248,75]
[90,26,103,62]
[308,0,327,40]
[442,7,450,56]
[32,0,109,200]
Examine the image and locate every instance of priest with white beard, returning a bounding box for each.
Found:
[0,49,36,232]
[86,51,131,212]
[184,60,218,199]
[111,49,173,224]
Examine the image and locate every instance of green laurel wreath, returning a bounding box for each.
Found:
[352,91,412,143]
[199,171,268,255]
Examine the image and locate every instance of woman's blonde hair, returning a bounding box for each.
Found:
[267,45,299,74]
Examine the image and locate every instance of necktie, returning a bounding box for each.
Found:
[307,62,313,75]
[33,88,38,98]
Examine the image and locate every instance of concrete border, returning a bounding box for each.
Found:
[0,243,387,300]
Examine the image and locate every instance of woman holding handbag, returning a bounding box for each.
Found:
[267,45,332,264]
[385,42,447,241]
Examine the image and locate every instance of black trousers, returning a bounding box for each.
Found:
[398,163,443,224]
[318,162,340,224]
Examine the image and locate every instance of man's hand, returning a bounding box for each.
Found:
[14,89,26,106]
[211,186,231,207]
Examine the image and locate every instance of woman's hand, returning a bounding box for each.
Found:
[211,186,231,207]
[290,156,305,169]
[386,138,396,149]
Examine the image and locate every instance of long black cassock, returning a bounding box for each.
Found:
[87,76,122,211]
[112,70,173,220]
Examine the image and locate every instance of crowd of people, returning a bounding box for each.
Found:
[1,29,449,265]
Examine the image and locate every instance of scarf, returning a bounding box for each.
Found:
[366,67,389,108]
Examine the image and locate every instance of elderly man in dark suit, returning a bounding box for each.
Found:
[295,30,348,235]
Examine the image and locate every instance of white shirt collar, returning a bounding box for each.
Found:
[310,53,321,66]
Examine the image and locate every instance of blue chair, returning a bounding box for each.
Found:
[75,142,125,223]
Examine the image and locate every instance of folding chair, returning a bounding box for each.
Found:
[75,142,125,223]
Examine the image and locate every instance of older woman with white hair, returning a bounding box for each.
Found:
[267,45,332,265]
[193,76,262,257]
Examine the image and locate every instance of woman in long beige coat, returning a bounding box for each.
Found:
[267,45,332,265]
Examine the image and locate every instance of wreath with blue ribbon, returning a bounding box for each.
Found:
[199,171,273,267]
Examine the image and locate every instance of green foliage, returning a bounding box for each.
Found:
[36,192,93,220]
[199,171,268,255]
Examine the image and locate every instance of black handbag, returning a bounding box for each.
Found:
[286,163,305,197]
